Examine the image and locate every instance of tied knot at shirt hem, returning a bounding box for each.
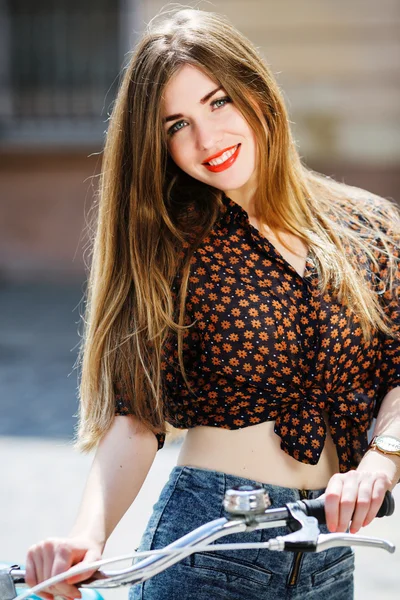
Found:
[273,387,370,471]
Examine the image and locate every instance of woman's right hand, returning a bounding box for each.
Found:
[25,536,104,600]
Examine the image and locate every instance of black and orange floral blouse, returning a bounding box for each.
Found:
[115,193,400,472]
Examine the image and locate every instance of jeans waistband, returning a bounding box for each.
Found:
[170,465,326,501]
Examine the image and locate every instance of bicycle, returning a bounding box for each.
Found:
[2,486,396,600]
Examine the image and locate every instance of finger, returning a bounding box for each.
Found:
[34,550,45,590]
[50,575,82,599]
[362,477,388,528]
[41,542,62,599]
[66,567,98,586]
[25,547,38,588]
[349,476,373,533]
[27,551,53,600]
[65,549,102,585]
[37,542,73,600]
[50,545,83,599]
[337,475,360,532]
[324,475,344,532]
[42,541,54,583]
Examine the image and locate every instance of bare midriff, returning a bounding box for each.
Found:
[176,412,339,490]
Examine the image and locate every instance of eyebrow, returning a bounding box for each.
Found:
[163,85,223,124]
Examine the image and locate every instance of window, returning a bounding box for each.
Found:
[0,0,133,147]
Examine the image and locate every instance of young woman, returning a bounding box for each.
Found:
[26,7,400,600]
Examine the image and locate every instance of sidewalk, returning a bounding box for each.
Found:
[1,436,399,600]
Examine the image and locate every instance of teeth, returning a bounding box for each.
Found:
[207,145,238,166]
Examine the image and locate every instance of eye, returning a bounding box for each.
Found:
[212,96,231,109]
[167,96,232,136]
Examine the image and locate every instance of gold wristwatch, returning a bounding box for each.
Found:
[368,435,400,456]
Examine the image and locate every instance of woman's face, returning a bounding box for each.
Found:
[161,64,258,202]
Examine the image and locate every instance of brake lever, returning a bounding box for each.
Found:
[316,532,396,554]
[269,501,396,554]
[267,501,321,552]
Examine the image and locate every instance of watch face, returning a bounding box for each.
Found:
[376,436,400,453]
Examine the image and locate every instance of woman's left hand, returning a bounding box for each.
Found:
[321,469,392,534]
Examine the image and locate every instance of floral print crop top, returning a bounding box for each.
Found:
[115,193,400,473]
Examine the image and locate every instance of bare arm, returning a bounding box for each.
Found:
[25,415,158,600]
[358,386,400,488]
[324,386,400,534]
[69,414,158,546]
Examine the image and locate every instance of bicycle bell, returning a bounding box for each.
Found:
[223,484,271,515]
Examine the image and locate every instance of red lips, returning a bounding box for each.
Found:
[203,144,241,173]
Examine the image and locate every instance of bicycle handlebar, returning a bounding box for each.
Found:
[300,488,395,525]
[3,488,396,600]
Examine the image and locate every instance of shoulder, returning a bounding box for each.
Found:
[326,179,400,240]
[348,183,399,220]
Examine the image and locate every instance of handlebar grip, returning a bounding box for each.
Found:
[300,489,395,525]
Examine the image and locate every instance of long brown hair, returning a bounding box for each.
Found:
[75,6,400,452]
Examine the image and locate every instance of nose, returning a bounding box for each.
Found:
[195,119,223,151]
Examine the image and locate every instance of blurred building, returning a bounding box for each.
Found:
[0,0,399,282]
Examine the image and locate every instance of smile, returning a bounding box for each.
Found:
[203,144,241,173]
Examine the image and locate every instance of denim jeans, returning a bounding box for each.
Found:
[129,465,354,600]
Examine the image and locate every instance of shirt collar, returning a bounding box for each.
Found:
[220,192,250,225]
[220,193,316,280]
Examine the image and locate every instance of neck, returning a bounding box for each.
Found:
[223,186,257,219]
